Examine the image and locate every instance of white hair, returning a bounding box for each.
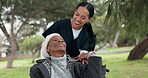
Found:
[40,33,61,59]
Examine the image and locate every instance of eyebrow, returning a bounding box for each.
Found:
[76,11,87,18]
[52,38,64,41]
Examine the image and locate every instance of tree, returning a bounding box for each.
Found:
[0,0,36,68]
[128,36,148,60]
[0,0,85,68]
[20,35,44,63]
[93,0,127,48]
[1,0,99,68]
[92,13,124,48]
[0,34,4,46]
[100,0,148,60]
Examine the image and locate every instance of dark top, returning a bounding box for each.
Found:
[30,56,107,78]
[42,19,96,57]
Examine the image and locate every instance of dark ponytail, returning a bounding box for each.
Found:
[84,23,96,51]
[84,22,95,37]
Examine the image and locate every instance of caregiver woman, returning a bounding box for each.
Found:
[41,2,96,58]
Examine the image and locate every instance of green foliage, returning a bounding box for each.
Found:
[99,0,124,25]
[102,0,147,40]
[0,0,86,37]
[93,0,148,45]
[123,0,148,38]
[92,14,120,44]
[92,14,106,43]
[20,35,44,53]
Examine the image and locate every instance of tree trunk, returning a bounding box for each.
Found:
[135,34,139,45]
[7,51,15,68]
[112,30,120,48]
[7,36,19,68]
[31,51,35,63]
[128,37,148,60]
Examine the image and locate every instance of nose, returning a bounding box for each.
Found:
[58,40,63,43]
[76,16,81,21]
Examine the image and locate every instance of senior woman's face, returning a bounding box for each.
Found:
[47,36,66,56]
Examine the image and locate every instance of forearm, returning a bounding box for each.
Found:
[87,56,103,78]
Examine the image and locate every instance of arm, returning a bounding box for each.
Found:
[80,23,96,51]
[87,56,104,78]
[73,56,104,78]
[80,34,96,51]
[42,21,60,38]
[75,51,96,64]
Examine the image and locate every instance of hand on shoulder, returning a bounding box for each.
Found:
[75,51,96,64]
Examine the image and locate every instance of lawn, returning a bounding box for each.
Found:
[0,51,147,78]
[100,53,148,78]
[0,58,36,78]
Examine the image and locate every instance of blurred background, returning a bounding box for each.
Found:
[0,0,148,78]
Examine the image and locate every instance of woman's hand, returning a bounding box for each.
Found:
[75,52,96,64]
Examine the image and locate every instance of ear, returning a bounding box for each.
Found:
[88,17,92,21]
[86,17,92,23]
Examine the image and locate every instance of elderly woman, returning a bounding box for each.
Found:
[30,33,106,78]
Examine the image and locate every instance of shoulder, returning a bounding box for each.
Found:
[30,59,46,70]
[53,19,71,29]
[30,59,48,73]
[30,59,43,67]
[83,23,92,33]
[55,19,70,24]
[83,22,92,28]
[83,23,92,31]
[36,59,46,63]
[30,59,46,78]
[83,22,95,37]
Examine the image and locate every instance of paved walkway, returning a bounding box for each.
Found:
[96,50,130,54]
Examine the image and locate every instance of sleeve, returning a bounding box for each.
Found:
[81,34,96,51]
[80,23,96,51]
[80,50,88,54]
[72,56,106,78]
[30,64,44,78]
[86,56,104,78]
[42,21,61,38]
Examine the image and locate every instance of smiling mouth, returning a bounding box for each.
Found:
[75,21,81,25]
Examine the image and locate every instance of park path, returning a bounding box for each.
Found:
[96,50,130,54]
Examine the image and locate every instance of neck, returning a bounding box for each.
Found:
[50,51,65,57]
[72,26,81,30]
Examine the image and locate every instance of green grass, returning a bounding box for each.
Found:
[0,58,38,78]
[0,52,147,78]
[99,53,148,78]
[0,66,30,78]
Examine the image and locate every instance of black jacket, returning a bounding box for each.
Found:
[42,19,96,57]
[30,56,107,78]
